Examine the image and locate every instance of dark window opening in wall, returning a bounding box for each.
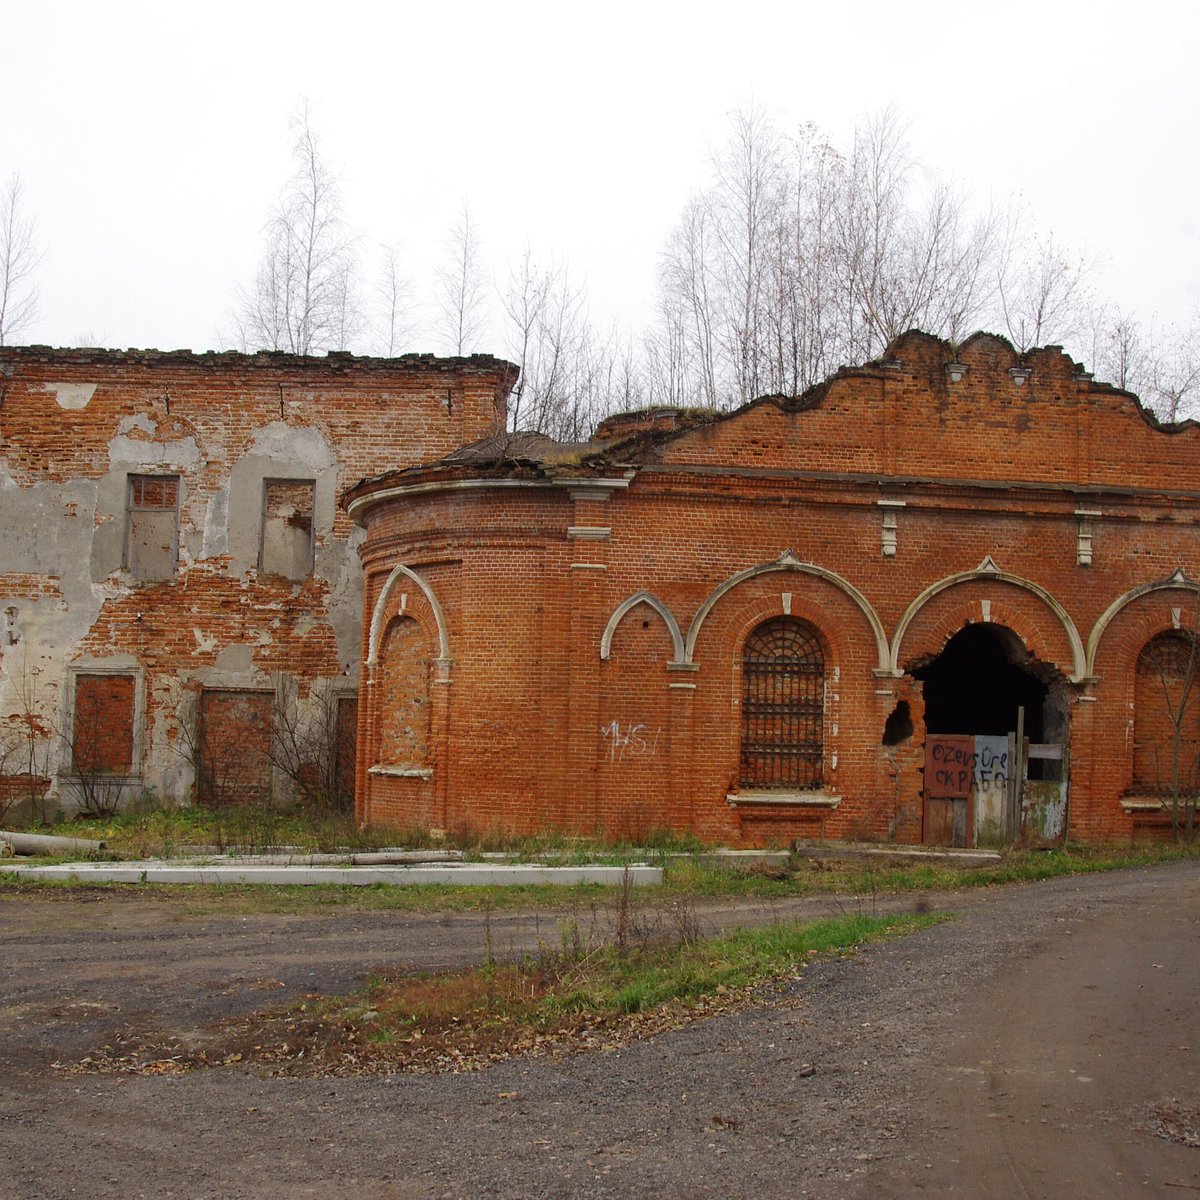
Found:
[72,674,135,774]
[1133,632,1200,795]
[882,700,914,746]
[197,689,273,807]
[260,480,315,580]
[125,474,180,581]
[740,617,825,789]
[913,624,1049,740]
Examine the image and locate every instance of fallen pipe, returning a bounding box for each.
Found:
[0,830,107,856]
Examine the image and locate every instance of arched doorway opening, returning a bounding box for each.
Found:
[910,624,1068,847]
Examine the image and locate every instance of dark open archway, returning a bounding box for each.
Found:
[912,623,1052,741]
[910,623,1070,847]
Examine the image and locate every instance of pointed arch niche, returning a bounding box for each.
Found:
[685,551,889,672]
[892,559,1085,682]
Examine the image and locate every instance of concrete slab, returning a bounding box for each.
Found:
[1,860,663,887]
[793,840,1002,867]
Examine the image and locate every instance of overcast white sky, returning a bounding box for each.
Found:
[4,0,1199,362]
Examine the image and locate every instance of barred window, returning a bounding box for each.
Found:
[1133,632,1200,794]
[739,617,825,789]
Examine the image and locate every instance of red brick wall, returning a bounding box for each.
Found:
[378,617,431,766]
[197,689,272,806]
[353,332,1200,846]
[1132,633,1200,792]
[72,674,135,774]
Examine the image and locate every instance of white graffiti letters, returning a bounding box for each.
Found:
[600,720,663,763]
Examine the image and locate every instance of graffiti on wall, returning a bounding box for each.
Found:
[600,721,664,763]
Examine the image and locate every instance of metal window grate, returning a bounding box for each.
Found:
[740,617,824,789]
[128,475,179,510]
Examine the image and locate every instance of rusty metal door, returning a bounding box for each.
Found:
[924,735,974,847]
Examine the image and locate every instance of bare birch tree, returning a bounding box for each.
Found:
[1147,316,1200,422]
[0,173,42,346]
[997,227,1092,351]
[654,105,1008,409]
[1089,306,1149,393]
[436,204,487,356]
[374,242,414,357]
[502,246,555,430]
[233,105,360,355]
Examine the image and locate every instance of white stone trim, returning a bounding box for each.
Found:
[1075,508,1100,567]
[553,474,635,495]
[1119,797,1172,813]
[684,550,890,672]
[727,790,841,809]
[600,590,687,663]
[346,477,539,524]
[1085,570,1200,676]
[878,499,905,558]
[890,558,1086,682]
[368,764,434,779]
[366,563,450,666]
[568,526,611,540]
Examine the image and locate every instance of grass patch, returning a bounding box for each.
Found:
[29,807,693,865]
[68,910,941,1078]
[660,842,1200,900]
[4,840,1196,915]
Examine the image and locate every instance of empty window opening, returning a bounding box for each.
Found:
[260,479,315,580]
[882,700,914,746]
[1133,632,1200,795]
[739,616,825,789]
[125,474,180,581]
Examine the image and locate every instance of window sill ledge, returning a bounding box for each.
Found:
[727,790,840,809]
[1119,796,1179,813]
[368,764,433,780]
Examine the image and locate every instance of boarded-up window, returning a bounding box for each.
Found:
[1133,632,1200,794]
[197,689,272,807]
[259,480,315,580]
[740,617,825,789]
[125,474,180,581]
[379,617,431,767]
[335,695,358,805]
[72,674,135,774]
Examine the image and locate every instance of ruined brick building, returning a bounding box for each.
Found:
[0,346,516,817]
[346,331,1200,847]
[4,332,1198,846]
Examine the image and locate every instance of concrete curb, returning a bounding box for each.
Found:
[1,861,663,887]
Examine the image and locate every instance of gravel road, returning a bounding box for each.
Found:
[1,862,1196,1199]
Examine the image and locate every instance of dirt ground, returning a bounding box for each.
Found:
[1,863,1197,1199]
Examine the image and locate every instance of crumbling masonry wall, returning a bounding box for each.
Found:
[348,332,1200,846]
[0,346,515,816]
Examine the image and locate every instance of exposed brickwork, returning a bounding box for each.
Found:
[0,575,62,600]
[0,346,517,812]
[197,689,272,806]
[351,331,1200,846]
[72,673,135,774]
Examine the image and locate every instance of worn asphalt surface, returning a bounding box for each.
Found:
[0,861,1196,1198]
